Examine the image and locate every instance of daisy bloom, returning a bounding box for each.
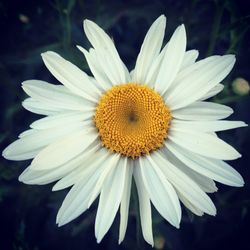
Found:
[2,15,247,245]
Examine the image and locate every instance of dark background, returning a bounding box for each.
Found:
[0,0,250,249]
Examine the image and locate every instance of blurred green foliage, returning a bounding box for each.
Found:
[0,0,249,249]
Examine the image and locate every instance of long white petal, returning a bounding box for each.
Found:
[52,146,106,191]
[145,43,168,87]
[166,55,236,109]
[83,19,129,84]
[41,51,101,101]
[2,122,85,161]
[22,98,63,115]
[102,49,127,84]
[133,164,154,246]
[166,141,244,187]
[161,148,218,193]
[162,49,199,99]
[172,101,233,120]
[95,156,126,243]
[87,154,120,207]
[77,46,112,91]
[19,145,99,185]
[139,156,181,228]
[154,24,186,95]
[56,148,114,226]
[119,159,133,244]
[163,56,220,103]
[22,80,95,111]
[151,152,216,215]
[171,119,247,132]
[30,128,98,170]
[133,15,166,83]
[30,111,93,130]
[56,164,103,226]
[22,84,71,115]
[169,128,241,160]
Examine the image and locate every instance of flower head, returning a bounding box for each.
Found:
[2,15,246,245]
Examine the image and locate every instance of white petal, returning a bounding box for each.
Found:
[119,159,133,244]
[139,156,181,228]
[30,111,93,130]
[165,55,236,110]
[171,119,247,132]
[172,101,233,120]
[168,128,241,160]
[133,164,154,246]
[22,98,63,115]
[56,149,114,226]
[19,144,100,185]
[83,20,129,84]
[42,51,101,101]
[95,156,126,243]
[87,153,120,207]
[52,145,105,191]
[154,24,186,95]
[170,55,219,83]
[18,129,35,138]
[98,48,126,84]
[162,49,199,99]
[199,83,224,101]
[180,50,199,70]
[133,15,166,83]
[166,141,244,187]
[151,152,216,216]
[30,128,98,170]
[56,164,103,226]
[77,46,112,91]
[145,43,168,87]
[165,56,220,101]
[2,122,85,161]
[22,80,95,111]
[77,46,112,90]
[177,192,204,216]
[161,148,218,193]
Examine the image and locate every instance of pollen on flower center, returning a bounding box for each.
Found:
[94,83,172,158]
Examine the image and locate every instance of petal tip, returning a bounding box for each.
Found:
[57,217,68,227]
[209,206,217,216]
[57,222,64,227]
[18,175,25,183]
[21,80,30,86]
[237,153,242,159]
[2,147,8,158]
[83,19,94,30]
[41,51,59,61]
[18,169,31,183]
[157,14,166,23]
[76,45,87,54]
[41,51,51,58]
[52,185,58,192]
[242,122,248,127]
[236,180,245,187]
[2,145,16,160]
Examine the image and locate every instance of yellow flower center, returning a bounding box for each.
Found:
[94,83,172,158]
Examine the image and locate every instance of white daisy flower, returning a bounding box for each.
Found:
[2,15,247,245]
